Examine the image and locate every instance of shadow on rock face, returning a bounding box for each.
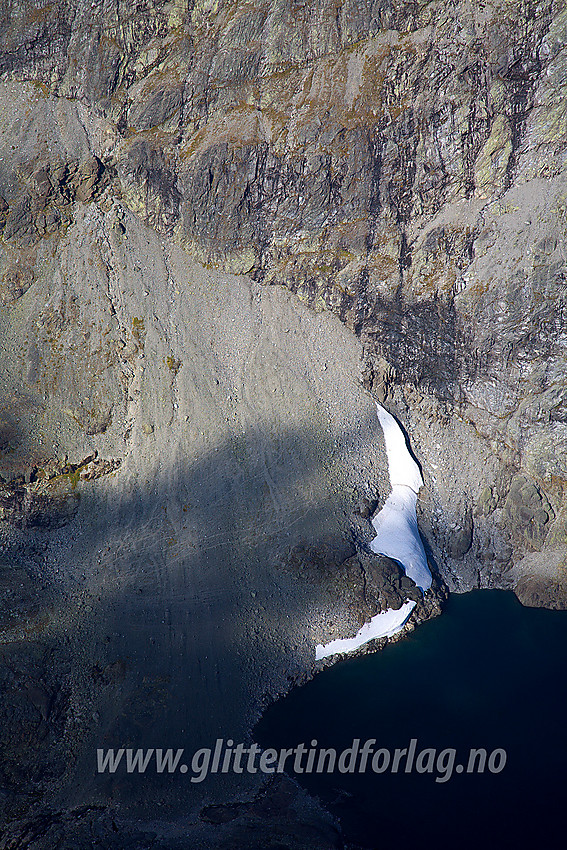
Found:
[362,294,472,402]
[0,408,435,846]
[0,410,23,456]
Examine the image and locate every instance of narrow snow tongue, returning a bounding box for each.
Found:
[375,403,423,492]
[371,404,432,592]
[315,601,417,660]
[315,404,432,662]
[370,485,432,592]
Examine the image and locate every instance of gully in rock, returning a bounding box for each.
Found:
[316,403,432,660]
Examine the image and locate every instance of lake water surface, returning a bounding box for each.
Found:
[255,590,567,848]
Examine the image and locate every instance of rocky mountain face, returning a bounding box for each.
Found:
[0,0,566,845]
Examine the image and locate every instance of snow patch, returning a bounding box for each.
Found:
[315,600,416,660]
[370,403,432,591]
[314,403,431,662]
[370,484,432,591]
[375,403,423,492]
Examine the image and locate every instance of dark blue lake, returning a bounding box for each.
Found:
[255,590,567,849]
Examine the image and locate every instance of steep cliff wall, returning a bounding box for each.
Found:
[1,0,566,845]
[2,0,566,605]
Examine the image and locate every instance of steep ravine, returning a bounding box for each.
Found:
[1,0,566,846]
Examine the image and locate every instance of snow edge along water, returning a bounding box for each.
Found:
[315,403,431,661]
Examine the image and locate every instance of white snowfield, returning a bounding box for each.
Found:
[315,600,416,660]
[369,485,432,592]
[371,403,432,592]
[315,403,431,661]
[375,403,424,491]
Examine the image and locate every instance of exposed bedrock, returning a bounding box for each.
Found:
[1,0,567,844]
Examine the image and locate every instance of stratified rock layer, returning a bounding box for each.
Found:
[1,0,567,844]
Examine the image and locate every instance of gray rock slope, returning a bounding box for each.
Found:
[0,0,566,845]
